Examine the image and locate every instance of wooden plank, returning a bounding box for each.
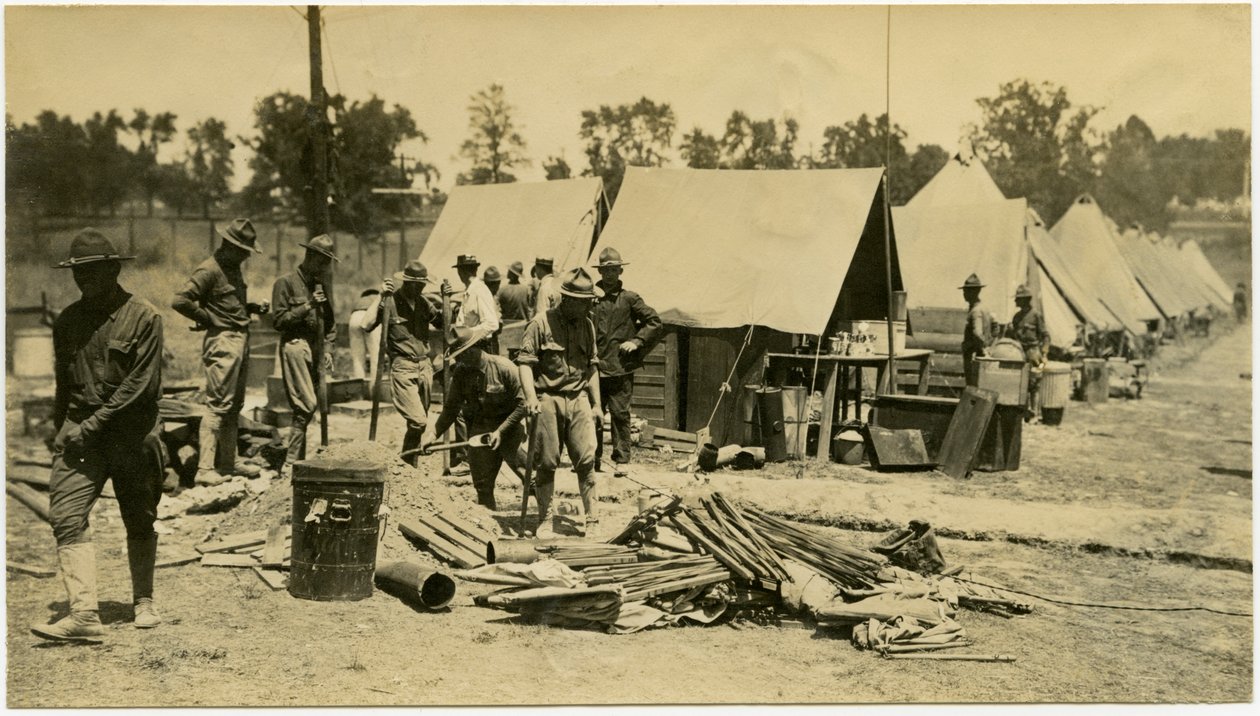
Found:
[816,363,838,461]
[6,481,50,521]
[398,520,485,569]
[651,426,698,443]
[865,426,933,470]
[196,530,268,555]
[7,560,55,577]
[253,567,288,590]
[155,552,202,569]
[261,524,288,568]
[427,510,496,546]
[200,553,259,568]
[936,387,998,479]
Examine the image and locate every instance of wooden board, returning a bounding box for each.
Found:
[398,520,485,569]
[630,330,681,430]
[155,552,203,569]
[253,567,288,590]
[200,553,259,568]
[6,481,50,521]
[936,387,998,479]
[261,524,288,568]
[196,530,268,555]
[865,426,933,470]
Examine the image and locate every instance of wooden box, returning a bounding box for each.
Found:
[975,358,1029,406]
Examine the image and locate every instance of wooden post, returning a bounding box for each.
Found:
[306,6,330,239]
[397,154,409,266]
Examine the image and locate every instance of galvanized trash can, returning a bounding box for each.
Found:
[289,459,386,601]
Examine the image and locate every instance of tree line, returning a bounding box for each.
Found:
[6,78,1249,239]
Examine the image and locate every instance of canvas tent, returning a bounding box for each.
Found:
[1180,239,1236,308]
[418,177,608,289]
[1049,195,1161,335]
[1026,218,1115,333]
[1158,238,1229,313]
[1116,225,1197,319]
[591,166,902,439]
[893,155,1082,351]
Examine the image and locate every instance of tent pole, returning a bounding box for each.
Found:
[882,6,897,397]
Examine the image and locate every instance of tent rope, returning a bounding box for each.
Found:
[703,324,756,432]
[807,333,825,419]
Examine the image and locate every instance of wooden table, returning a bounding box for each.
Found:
[765,349,934,461]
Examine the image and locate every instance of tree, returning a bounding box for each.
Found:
[679,127,720,169]
[720,112,799,169]
[543,155,572,180]
[968,79,1103,224]
[899,144,950,203]
[457,84,528,185]
[1095,116,1166,230]
[153,161,198,218]
[82,110,132,216]
[128,109,178,216]
[186,118,235,218]
[579,97,676,201]
[241,91,319,219]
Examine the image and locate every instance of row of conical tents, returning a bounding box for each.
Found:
[413,162,1236,434]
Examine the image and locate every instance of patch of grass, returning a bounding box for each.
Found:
[344,650,368,672]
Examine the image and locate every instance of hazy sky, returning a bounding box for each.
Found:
[5,3,1251,191]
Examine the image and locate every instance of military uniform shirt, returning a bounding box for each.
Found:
[517,309,599,394]
[172,256,250,330]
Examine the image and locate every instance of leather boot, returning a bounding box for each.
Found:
[401,427,424,468]
[577,469,599,537]
[215,412,239,475]
[31,543,105,642]
[196,413,226,485]
[127,536,162,628]
[287,413,309,465]
[533,469,556,539]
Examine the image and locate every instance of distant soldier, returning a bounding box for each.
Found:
[483,266,502,298]
[517,268,603,539]
[530,256,561,318]
[171,218,268,486]
[347,288,382,381]
[959,273,992,387]
[32,229,166,641]
[271,234,338,475]
[364,260,443,466]
[497,261,533,321]
[590,247,662,475]
[1003,284,1050,421]
[443,254,500,345]
[424,327,528,509]
[1234,282,1248,323]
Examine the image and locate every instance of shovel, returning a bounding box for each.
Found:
[400,433,493,459]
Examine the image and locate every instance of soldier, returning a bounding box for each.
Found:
[443,254,500,343]
[517,268,603,539]
[1003,284,1050,421]
[171,218,268,486]
[530,256,561,318]
[32,229,166,641]
[424,327,528,509]
[363,260,443,466]
[590,247,662,476]
[347,288,382,381]
[483,266,502,298]
[959,273,993,387]
[271,234,338,476]
[497,261,532,321]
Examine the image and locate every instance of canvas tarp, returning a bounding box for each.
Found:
[905,153,1006,209]
[591,166,894,335]
[1027,219,1116,332]
[418,177,606,289]
[893,198,1030,325]
[1049,195,1161,334]
[1116,226,1196,318]
[1180,239,1236,308]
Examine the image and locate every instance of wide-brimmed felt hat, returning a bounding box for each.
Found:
[446,326,487,359]
[53,228,135,269]
[401,260,430,283]
[453,254,480,269]
[218,218,262,253]
[958,273,985,290]
[592,247,629,268]
[299,233,340,262]
[1014,284,1033,299]
[483,266,502,282]
[558,267,602,299]
[533,256,555,271]
[507,261,525,277]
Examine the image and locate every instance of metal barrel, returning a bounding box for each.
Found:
[288,459,386,601]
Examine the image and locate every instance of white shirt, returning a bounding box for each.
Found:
[533,274,562,318]
[456,276,501,340]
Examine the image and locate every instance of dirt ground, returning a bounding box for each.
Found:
[4,323,1253,706]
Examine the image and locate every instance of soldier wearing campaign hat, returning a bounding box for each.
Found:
[517,268,604,538]
[363,260,444,465]
[32,229,166,641]
[530,256,561,318]
[172,218,269,486]
[1002,283,1049,421]
[959,273,993,387]
[271,233,339,473]
[497,260,532,322]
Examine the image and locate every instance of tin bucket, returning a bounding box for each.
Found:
[831,430,866,465]
[288,459,386,601]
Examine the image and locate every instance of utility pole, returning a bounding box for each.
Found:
[306,5,330,239]
[397,153,410,267]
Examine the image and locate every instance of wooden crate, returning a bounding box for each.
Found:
[975,358,1030,406]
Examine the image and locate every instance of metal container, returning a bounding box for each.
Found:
[975,357,1030,407]
[780,386,808,459]
[289,459,386,601]
[831,430,866,465]
[1039,361,1071,425]
[1081,358,1109,404]
[756,387,788,463]
[12,328,53,378]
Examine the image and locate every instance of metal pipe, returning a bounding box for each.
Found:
[374,561,457,610]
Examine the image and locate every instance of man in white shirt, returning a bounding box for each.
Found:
[530,256,561,318]
[443,254,500,343]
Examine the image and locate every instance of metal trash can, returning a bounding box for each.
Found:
[289,459,386,601]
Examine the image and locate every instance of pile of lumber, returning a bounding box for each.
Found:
[668,494,789,589]
[584,555,730,603]
[540,543,639,568]
[741,506,886,590]
[398,510,495,569]
[192,525,292,590]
